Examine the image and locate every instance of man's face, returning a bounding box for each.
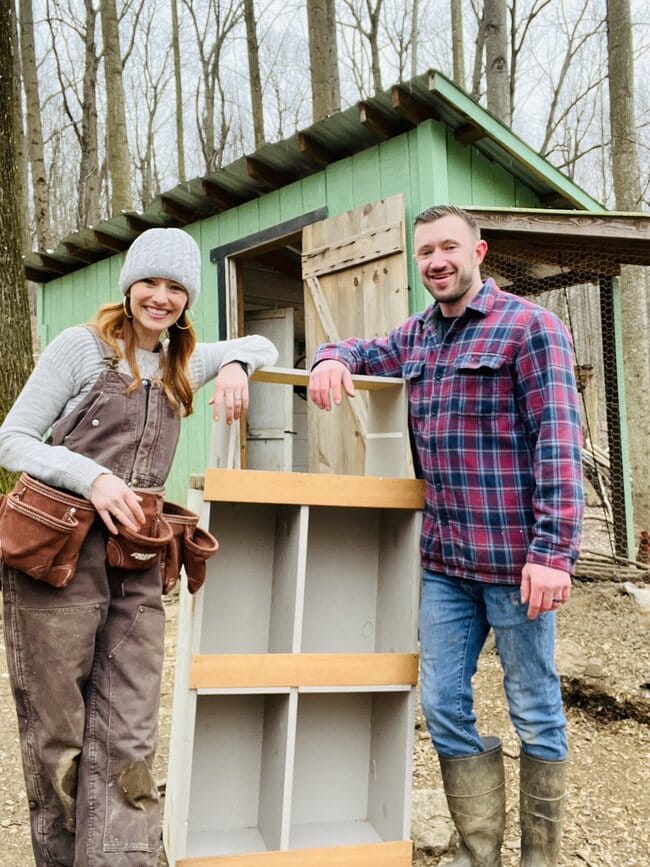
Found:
[413,215,488,315]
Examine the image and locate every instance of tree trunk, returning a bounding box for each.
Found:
[0,0,34,493]
[451,0,465,90]
[10,0,28,253]
[368,0,383,93]
[306,0,341,121]
[244,0,265,149]
[410,0,418,78]
[483,0,511,125]
[19,0,51,251]
[606,0,650,538]
[171,0,186,181]
[471,7,486,101]
[78,0,101,228]
[100,0,132,214]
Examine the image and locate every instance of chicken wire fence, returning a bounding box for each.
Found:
[479,239,649,582]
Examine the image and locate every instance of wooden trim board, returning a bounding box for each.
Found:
[203,468,424,509]
[177,840,413,866]
[190,653,419,689]
[251,366,404,391]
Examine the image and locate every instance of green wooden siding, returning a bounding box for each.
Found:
[38,119,545,502]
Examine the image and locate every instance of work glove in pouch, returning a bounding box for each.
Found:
[106,490,173,570]
[161,501,219,595]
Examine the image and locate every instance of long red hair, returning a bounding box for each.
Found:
[90,302,197,415]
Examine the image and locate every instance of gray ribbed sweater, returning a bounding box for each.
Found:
[0,326,278,497]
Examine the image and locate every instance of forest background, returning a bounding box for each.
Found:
[7,0,650,248]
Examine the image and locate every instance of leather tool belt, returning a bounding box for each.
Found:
[0,473,96,588]
[0,476,218,593]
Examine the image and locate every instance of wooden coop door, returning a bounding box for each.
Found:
[302,194,410,475]
[245,307,296,472]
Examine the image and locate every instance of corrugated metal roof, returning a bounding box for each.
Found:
[25,70,605,284]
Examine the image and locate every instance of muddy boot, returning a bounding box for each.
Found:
[439,737,505,866]
[519,752,567,866]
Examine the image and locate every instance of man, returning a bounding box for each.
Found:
[308,205,583,866]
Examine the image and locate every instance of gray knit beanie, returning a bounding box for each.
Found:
[119,228,201,307]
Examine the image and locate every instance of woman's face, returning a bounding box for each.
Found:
[128,277,189,349]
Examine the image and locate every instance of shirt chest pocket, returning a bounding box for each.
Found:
[403,360,428,418]
[449,352,513,416]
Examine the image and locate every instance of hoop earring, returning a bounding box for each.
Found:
[176,308,194,331]
[122,296,133,319]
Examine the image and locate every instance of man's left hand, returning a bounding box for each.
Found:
[520,563,571,620]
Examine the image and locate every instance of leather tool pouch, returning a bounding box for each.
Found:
[0,473,95,588]
[106,490,173,571]
[161,502,219,595]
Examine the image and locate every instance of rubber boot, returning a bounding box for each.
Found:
[439,737,506,866]
[519,752,567,866]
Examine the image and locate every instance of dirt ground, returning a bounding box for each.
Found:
[1,576,648,866]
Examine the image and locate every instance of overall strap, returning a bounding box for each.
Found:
[83,325,121,369]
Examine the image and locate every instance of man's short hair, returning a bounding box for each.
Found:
[414,205,481,239]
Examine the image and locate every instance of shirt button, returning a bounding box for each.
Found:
[435,482,443,491]
[91,418,99,427]
[434,371,443,381]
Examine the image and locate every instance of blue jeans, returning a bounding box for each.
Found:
[419,570,567,761]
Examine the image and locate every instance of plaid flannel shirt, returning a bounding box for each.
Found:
[312,279,584,584]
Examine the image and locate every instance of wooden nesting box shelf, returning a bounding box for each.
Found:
[164,372,422,865]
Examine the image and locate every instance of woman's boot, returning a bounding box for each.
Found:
[519,752,567,866]
[439,737,506,866]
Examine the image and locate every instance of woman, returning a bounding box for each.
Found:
[0,227,278,866]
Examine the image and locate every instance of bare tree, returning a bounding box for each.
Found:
[100,0,132,213]
[10,0,29,252]
[508,0,552,118]
[78,0,101,226]
[131,10,171,207]
[451,0,465,89]
[469,0,485,100]
[606,0,650,537]
[483,0,511,124]
[262,17,310,140]
[536,0,605,160]
[244,0,265,149]
[307,0,341,119]
[183,0,244,172]
[383,0,414,82]
[184,0,244,173]
[47,0,102,229]
[171,0,186,182]
[1,0,34,492]
[410,0,418,77]
[340,0,384,94]
[607,0,642,212]
[19,0,52,250]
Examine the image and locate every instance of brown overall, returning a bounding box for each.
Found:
[2,334,180,866]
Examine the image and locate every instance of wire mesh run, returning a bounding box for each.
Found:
[480,234,649,584]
